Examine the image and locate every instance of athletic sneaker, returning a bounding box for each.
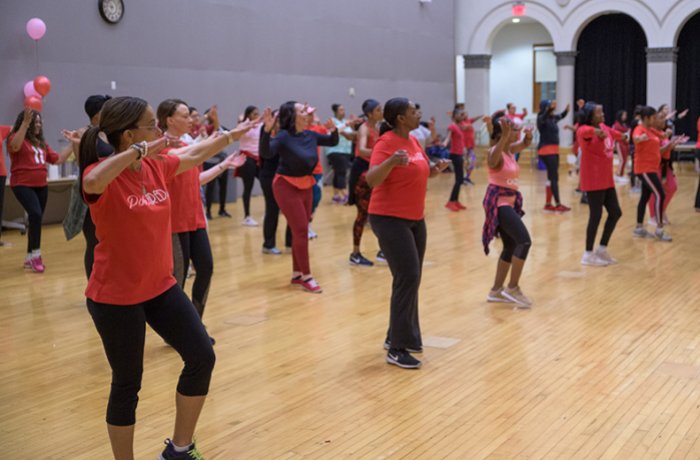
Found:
[464,177,475,185]
[158,438,204,460]
[630,185,641,194]
[29,256,45,273]
[299,277,322,293]
[445,201,460,212]
[383,340,422,353]
[242,216,258,227]
[375,251,387,264]
[386,349,422,369]
[543,204,556,212]
[614,175,630,184]
[349,252,374,267]
[487,288,514,303]
[655,228,672,242]
[595,248,618,265]
[23,257,32,269]
[502,286,532,308]
[291,276,303,285]
[455,201,467,210]
[581,251,608,267]
[308,228,318,239]
[554,204,571,213]
[632,227,653,238]
[262,246,282,255]
[218,210,232,218]
[332,195,343,204]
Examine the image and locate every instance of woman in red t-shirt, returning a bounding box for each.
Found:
[349,98,382,267]
[445,109,467,211]
[79,96,249,459]
[632,106,686,241]
[157,99,246,340]
[8,109,72,272]
[576,102,624,266]
[366,97,450,369]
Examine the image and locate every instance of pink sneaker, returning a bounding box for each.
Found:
[23,258,32,269]
[299,277,322,293]
[29,256,45,273]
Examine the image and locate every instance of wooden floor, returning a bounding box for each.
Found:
[2,156,700,459]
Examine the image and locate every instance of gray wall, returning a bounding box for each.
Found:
[1,0,455,149]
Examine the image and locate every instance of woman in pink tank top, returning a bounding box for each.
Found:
[482,112,533,308]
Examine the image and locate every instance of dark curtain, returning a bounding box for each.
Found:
[675,13,700,141]
[574,14,647,125]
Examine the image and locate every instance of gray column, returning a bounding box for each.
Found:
[554,51,577,146]
[646,47,677,108]
[462,54,491,134]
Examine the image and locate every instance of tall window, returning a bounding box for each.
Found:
[533,44,556,112]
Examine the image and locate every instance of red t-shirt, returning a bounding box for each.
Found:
[306,124,328,175]
[578,124,623,192]
[161,146,206,233]
[84,155,181,305]
[633,125,661,174]
[459,119,477,149]
[368,132,430,220]
[0,126,11,176]
[7,135,59,186]
[447,123,465,154]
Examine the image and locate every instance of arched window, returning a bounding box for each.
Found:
[675,12,700,140]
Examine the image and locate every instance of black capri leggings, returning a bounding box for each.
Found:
[540,154,561,204]
[449,154,464,202]
[173,228,213,317]
[87,284,215,426]
[327,153,351,189]
[203,162,229,214]
[586,188,622,251]
[637,172,665,225]
[238,156,258,217]
[11,185,48,253]
[497,205,531,263]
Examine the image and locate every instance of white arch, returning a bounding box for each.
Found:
[467,2,565,55]
[660,1,700,46]
[562,0,662,50]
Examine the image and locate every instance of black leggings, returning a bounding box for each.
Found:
[203,162,229,214]
[449,154,464,202]
[541,155,561,204]
[173,228,213,317]
[87,284,215,426]
[585,188,622,251]
[238,157,258,217]
[259,171,291,249]
[83,209,98,279]
[637,172,665,225]
[370,214,426,351]
[497,206,531,263]
[353,176,372,247]
[327,153,351,189]
[11,185,48,253]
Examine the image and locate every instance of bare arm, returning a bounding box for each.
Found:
[366,150,408,188]
[356,124,372,158]
[9,109,33,153]
[172,122,253,175]
[83,138,167,195]
[199,152,241,185]
[508,128,533,154]
[487,119,512,170]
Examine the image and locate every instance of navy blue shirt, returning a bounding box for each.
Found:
[260,129,338,177]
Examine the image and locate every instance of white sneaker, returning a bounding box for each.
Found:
[594,248,617,265]
[487,288,514,304]
[308,227,318,239]
[632,227,653,238]
[242,216,258,227]
[502,287,532,308]
[614,175,630,184]
[655,229,672,242]
[581,251,608,266]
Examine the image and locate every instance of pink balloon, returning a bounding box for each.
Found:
[26,18,46,40]
[24,80,40,98]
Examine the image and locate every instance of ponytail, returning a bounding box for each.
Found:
[379,121,393,136]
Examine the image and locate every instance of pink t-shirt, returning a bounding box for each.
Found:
[238,123,262,155]
[488,148,519,207]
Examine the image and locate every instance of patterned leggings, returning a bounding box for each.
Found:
[353,174,372,247]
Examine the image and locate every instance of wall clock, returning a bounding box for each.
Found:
[99,0,124,24]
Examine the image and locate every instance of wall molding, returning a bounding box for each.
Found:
[463,54,492,69]
[646,47,678,63]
